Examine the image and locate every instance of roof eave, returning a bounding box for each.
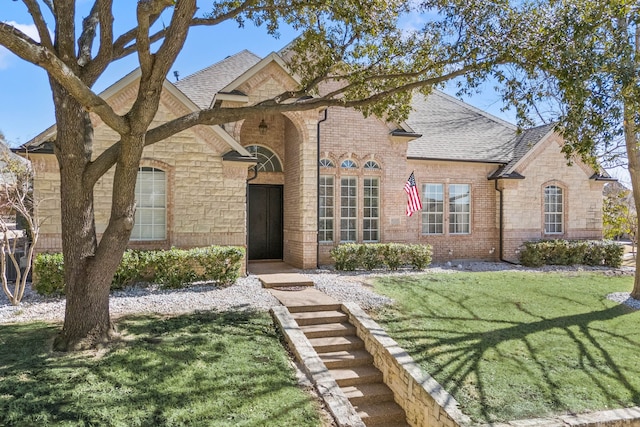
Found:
[591,174,618,182]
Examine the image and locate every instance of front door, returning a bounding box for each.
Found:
[248,185,283,260]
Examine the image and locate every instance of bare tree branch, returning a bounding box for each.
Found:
[0,23,129,135]
[52,0,77,67]
[77,2,100,66]
[21,0,53,49]
[82,0,115,84]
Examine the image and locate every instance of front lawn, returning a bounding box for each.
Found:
[0,311,323,427]
[371,271,640,423]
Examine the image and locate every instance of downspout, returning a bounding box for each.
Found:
[317,109,328,268]
[495,179,518,265]
[245,165,259,274]
[495,179,504,262]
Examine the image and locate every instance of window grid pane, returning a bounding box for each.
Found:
[132,168,166,240]
[340,177,357,242]
[319,176,334,242]
[544,185,563,234]
[363,178,379,242]
[422,183,444,235]
[449,184,470,234]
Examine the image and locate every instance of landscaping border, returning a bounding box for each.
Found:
[342,302,470,427]
[271,306,366,427]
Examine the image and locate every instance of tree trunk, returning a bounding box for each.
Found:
[623,103,640,300]
[50,84,121,351]
[49,81,148,351]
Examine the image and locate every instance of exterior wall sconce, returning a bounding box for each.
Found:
[258,119,268,135]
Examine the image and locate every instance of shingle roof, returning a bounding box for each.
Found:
[489,123,556,178]
[406,91,518,163]
[175,50,261,109]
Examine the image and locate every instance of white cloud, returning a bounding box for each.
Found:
[0,21,41,69]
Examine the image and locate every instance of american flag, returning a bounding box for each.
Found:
[404,172,422,216]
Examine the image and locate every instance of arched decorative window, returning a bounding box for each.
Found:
[246,145,282,172]
[319,158,335,168]
[363,160,380,170]
[341,159,357,169]
[544,185,563,234]
[132,167,166,240]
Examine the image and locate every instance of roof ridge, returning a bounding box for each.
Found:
[176,49,261,84]
[431,90,518,131]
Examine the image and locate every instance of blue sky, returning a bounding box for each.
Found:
[0,2,514,147]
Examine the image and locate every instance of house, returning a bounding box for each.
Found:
[18,49,612,268]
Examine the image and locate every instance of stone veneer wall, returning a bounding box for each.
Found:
[499,137,605,262]
[342,302,471,427]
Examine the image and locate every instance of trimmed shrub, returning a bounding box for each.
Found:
[407,244,433,270]
[382,243,405,270]
[330,243,432,271]
[33,246,245,296]
[519,239,623,268]
[32,253,65,296]
[330,243,360,271]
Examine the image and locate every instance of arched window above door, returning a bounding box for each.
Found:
[246,145,282,172]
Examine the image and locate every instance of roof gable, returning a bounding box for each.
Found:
[174,50,261,109]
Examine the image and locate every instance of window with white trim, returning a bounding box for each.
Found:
[449,184,470,234]
[340,177,357,242]
[422,183,444,234]
[319,158,335,168]
[421,183,470,235]
[363,160,380,170]
[363,177,379,242]
[246,145,282,172]
[319,176,334,242]
[132,167,166,240]
[544,185,563,234]
[341,159,357,169]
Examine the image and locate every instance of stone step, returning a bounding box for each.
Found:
[341,382,394,405]
[287,303,343,313]
[308,335,364,353]
[353,401,407,426]
[330,366,383,387]
[290,310,347,326]
[300,322,357,338]
[259,273,314,288]
[319,349,373,369]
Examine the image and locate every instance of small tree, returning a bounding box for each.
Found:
[0,152,41,305]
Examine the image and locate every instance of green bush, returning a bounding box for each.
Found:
[382,243,405,270]
[330,243,360,271]
[33,246,245,296]
[519,240,623,268]
[32,253,65,296]
[330,243,432,271]
[407,244,433,270]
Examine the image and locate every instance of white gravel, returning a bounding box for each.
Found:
[1,262,638,324]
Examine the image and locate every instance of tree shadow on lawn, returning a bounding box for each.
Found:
[0,310,320,427]
[376,282,640,423]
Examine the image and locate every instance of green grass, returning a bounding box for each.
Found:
[0,311,322,427]
[372,271,640,423]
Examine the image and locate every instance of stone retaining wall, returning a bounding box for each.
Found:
[342,302,471,427]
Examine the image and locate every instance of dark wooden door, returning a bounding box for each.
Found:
[248,185,283,260]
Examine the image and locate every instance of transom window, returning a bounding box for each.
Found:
[320,158,335,168]
[340,177,357,241]
[246,145,282,172]
[363,160,380,170]
[341,159,357,169]
[544,185,564,234]
[132,167,166,241]
[319,176,334,242]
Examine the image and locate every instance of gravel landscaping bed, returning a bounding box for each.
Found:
[1,262,638,324]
